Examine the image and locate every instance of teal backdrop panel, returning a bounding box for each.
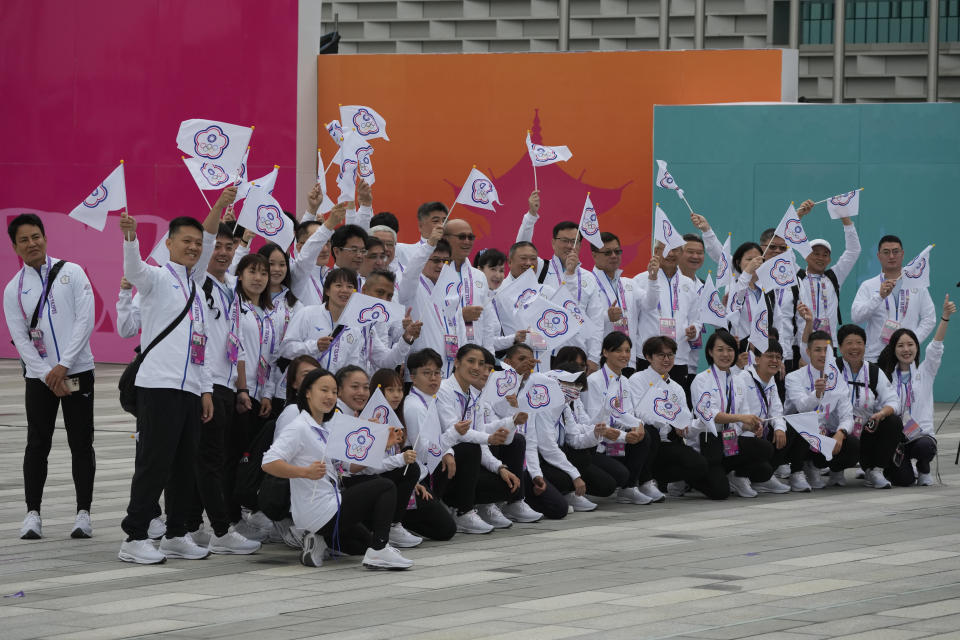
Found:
[653,103,960,401]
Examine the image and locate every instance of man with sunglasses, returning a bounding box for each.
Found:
[589,232,647,365]
[443,219,488,345]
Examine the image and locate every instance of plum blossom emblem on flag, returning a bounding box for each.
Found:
[826,189,860,219]
[902,245,933,288]
[359,303,390,324]
[653,391,682,420]
[255,205,285,237]
[454,167,501,211]
[537,310,569,338]
[344,427,376,461]
[201,163,229,187]
[708,292,726,319]
[83,187,108,208]
[526,384,551,408]
[496,370,519,396]
[370,405,391,423]
[695,392,715,421]
[353,108,380,136]
[771,258,795,286]
[194,125,229,160]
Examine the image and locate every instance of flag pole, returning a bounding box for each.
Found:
[533,164,538,191]
[403,431,421,474]
[442,202,456,226]
[678,192,695,214]
[232,180,256,234]
[813,187,863,205]
[182,156,215,211]
[761,201,792,258]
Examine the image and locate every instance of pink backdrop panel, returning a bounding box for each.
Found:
[0,0,299,362]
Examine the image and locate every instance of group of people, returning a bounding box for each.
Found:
[4,179,953,572]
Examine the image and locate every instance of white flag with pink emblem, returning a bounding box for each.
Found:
[480,365,524,415]
[654,205,686,252]
[716,233,734,291]
[68,163,127,231]
[525,132,572,167]
[578,193,603,249]
[325,413,392,470]
[339,105,389,142]
[359,388,404,431]
[237,183,294,250]
[182,156,234,191]
[326,120,344,146]
[784,411,834,462]
[772,204,812,258]
[748,307,771,354]
[901,244,933,290]
[518,373,566,418]
[825,189,860,219]
[655,159,684,199]
[756,248,798,292]
[454,167,501,211]
[338,291,404,334]
[517,294,584,352]
[698,273,728,329]
[414,400,445,474]
[176,119,253,177]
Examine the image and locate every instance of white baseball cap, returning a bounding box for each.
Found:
[809,239,832,252]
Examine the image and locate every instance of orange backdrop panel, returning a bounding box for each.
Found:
[318,50,785,275]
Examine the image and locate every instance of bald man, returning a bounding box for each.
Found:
[443,219,489,344]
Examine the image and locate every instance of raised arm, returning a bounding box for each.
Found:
[515,191,540,243]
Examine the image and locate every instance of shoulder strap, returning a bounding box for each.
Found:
[825,269,842,324]
[763,291,775,336]
[140,282,197,360]
[867,362,879,395]
[537,258,551,285]
[30,260,66,329]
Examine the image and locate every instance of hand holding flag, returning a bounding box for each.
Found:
[770,204,812,258]
[823,188,862,219]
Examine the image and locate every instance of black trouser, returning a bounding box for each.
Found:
[860,415,903,470]
[523,469,567,519]
[562,446,619,497]
[185,384,233,536]
[885,435,937,486]
[342,461,419,524]
[809,433,861,471]
[318,476,395,552]
[721,435,774,482]
[486,435,527,503]
[693,433,729,500]
[637,359,692,404]
[122,388,200,541]
[595,425,656,488]
[24,371,95,513]
[402,490,456,541]
[653,436,709,487]
[432,442,481,514]
[766,426,809,473]
[226,398,261,522]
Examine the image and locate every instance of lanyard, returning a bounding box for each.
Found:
[884,287,909,321]
[842,362,870,410]
[750,375,769,418]
[710,365,734,413]
[17,257,53,321]
[458,263,475,306]
[165,264,199,324]
[601,365,624,420]
[593,270,625,308]
[896,369,914,412]
[556,417,565,446]
[409,387,430,409]
[321,306,344,370]
[247,302,274,355]
[457,387,477,420]
[552,257,582,302]
[808,276,822,318]
[657,271,680,318]
[309,275,323,302]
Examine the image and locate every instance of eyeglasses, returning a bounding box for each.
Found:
[767,244,788,253]
[340,247,367,256]
[554,237,578,246]
[427,257,448,265]
[445,233,476,242]
[416,369,443,378]
[652,352,675,359]
[594,249,623,256]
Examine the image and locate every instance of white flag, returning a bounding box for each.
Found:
[176,119,253,176]
[698,274,728,329]
[773,204,812,259]
[149,231,170,265]
[455,168,501,211]
[495,266,540,313]
[338,291,405,333]
[231,146,250,185]
[325,414,392,469]
[237,183,294,250]
[902,244,933,290]
[326,120,344,146]
[692,389,719,437]
[431,263,463,321]
[826,189,860,219]
[549,287,589,328]
[636,384,691,430]
[655,159,684,199]
[785,411,834,462]
[416,400,445,474]
[339,105,389,142]
[518,294,584,352]
[756,248,798,292]
[182,156,233,191]
[316,149,327,190]
[716,234,734,291]
[654,205,686,252]
[359,388,404,431]
[525,132,572,167]
[518,373,566,417]
[480,365,524,416]
[335,131,362,204]
[748,307,771,354]
[68,163,126,231]
[578,193,603,249]
[236,166,278,202]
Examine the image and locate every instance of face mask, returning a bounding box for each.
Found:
[561,385,581,403]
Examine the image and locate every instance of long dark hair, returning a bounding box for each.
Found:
[235,254,274,310]
[296,368,338,422]
[877,328,921,377]
[258,242,298,307]
[285,355,321,404]
[369,368,406,427]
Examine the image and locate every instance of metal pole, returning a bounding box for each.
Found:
[694,0,705,48]
[559,0,570,51]
[659,0,670,49]
[789,0,800,49]
[833,0,845,103]
[928,0,940,101]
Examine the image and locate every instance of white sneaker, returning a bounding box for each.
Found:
[118,538,165,564]
[616,486,653,505]
[565,492,598,512]
[789,471,812,492]
[855,466,866,479]
[567,504,574,514]
[667,481,688,497]
[500,500,543,523]
[271,519,303,549]
[638,480,666,503]
[159,535,210,560]
[187,524,211,547]
[864,468,891,489]
[389,523,423,548]
[804,462,826,489]
[828,470,846,487]
[728,473,758,498]
[209,530,261,555]
[455,509,494,534]
[233,519,269,542]
[19,511,41,540]
[752,477,790,494]
[245,510,273,531]
[300,532,327,567]
[363,544,413,570]
[774,464,791,479]
[476,503,513,529]
[918,472,934,486]
[148,517,166,540]
[71,510,93,539]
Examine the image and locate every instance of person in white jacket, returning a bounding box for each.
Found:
[877,294,956,486]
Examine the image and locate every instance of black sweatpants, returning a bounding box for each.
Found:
[185,384,234,536]
[693,433,730,500]
[722,435,775,482]
[342,461,419,524]
[318,476,394,552]
[766,425,809,473]
[562,446,619,497]
[225,398,262,521]
[523,470,567,519]
[653,437,709,487]
[432,442,481,514]
[402,490,456,541]
[860,415,903,470]
[23,371,95,513]
[121,388,200,541]
[885,435,937,486]
[486,435,526,503]
[809,433,861,472]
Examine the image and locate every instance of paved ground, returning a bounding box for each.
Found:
[1,360,960,640]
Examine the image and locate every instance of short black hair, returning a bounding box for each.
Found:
[296,220,321,243]
[455,343,485,361]
[642,336,678,360]
[370,211,399,233]
[8,213,44,243]
[433,239,452,256]
[331,224,368,251]
[417,202,447,222]
[601,331,632,355]
[235,253,274,310]
[551,345,587,369]
[732,241,762,273]
[366,268,396,285]
[365,236,385,251]
[503,343,534,360]
[591,231,620,250]
[552,221,578,238]
[759,228,777,245]
[407,348,442,373]
[508,241,537,260]
[169,216,203,238]
[216,222,236,241]
[877,235,902,251]
[705,329,738,365]
[682,233,704,246]
[478,347,496,367]
[334,364,367,387]
[807,330,833,347]
[322,267,359,299]
[838,324,867,345]
[286,355,321,404]
[475,248,506,270]
[257,243,299,308]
